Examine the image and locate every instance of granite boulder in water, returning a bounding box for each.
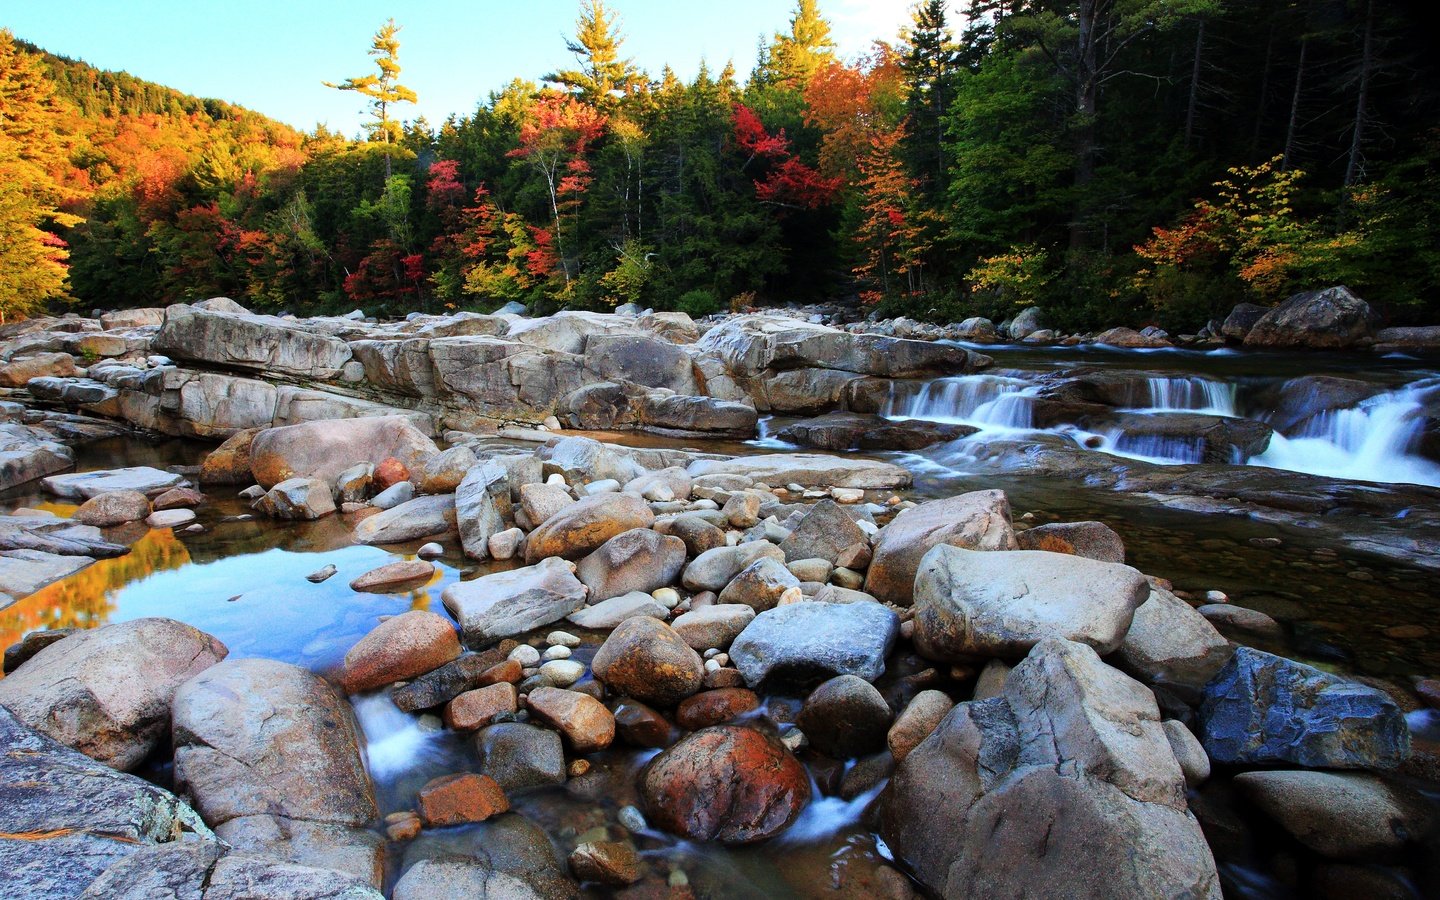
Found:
[729,599,899,687]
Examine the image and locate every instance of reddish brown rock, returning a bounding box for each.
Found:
[443,682,518,731]
[569,840,644,886]
[1016,521,1126,564]
[526,686,616,753]
[703,668,747,690]
[349,559,436,593]
[152,486,207,511]
[373,457,411,491]
[478,658,523,686]
[675,688,760,730]
[592,617,704,707]
[416,773,509,826]
[524,493,656,563]
[199,427,264,485]
[640,725,811,844]
[340,610,461,693]
[613,698,675,748]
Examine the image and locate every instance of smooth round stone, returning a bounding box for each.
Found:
[618,805,647,833]
[546,473,568,486]
[586,479,621,495]
[547,631,581,648]
[652,587,680,608]
[539,659,585,687]
[542,645,572,661]
[509,645,541,667]
[146,508,196,528]
[417,542,445,560]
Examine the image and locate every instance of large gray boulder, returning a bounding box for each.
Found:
[1243,285,1375,349]
[584,333,699,393]
[913,546,1151,661]
[879,639,1221,899]
[0,618,227,770]
[729,600,899,687]
[455,461,508,560]
[778,499,867,563]
[1114,586,1234,703]
[353,494,456,545]
[865,490,1018,606]
[575,527,686,602]
[1198,647,1410,769]
[248,416,438,489]
[41,465,186,500]
[442,557,588,646]
[154,304,354,379]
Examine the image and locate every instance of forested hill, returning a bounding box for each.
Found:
[3,0,1439,332]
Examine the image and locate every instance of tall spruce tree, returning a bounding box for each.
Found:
[325,19,417,178]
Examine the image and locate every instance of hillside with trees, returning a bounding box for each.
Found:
[3,0,1438,331]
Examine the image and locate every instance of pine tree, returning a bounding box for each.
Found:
[900,0,959,201]
[762,0,837,88]
[545,1,645,108]
[325,19,418,178]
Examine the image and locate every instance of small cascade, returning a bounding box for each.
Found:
[353,693,442,780]
[1070,428,1206,466]
[1133,376,1237,416]
[883,374,1037,429]
[1250,379,1440,487]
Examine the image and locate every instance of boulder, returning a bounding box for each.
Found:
[777,411,975,452]
[172,658,377,828]
[1233,770,1433,860]
[675,687,761,730]
[0,351,79,386]
[525,686,615,753]
[640,725,811,844]
[212,815,384,888]
[686,453,912,489]
[393,813,576,898]
[585,333,699,393]
[0,618,227,770]
[391,855,546,900]
[340,610,460,693]
[1115,586,1234,703]
[913,546,1151,661]
[661,515,725,556]
[1220,303,1268,341]
[456,461,508,560]
[154,304,354,379]
[887,690,954,762]
[670,604,756,651]
[248,416,438,490]
[1088,412,1273,463]
[1016,521,1125,563]
[1198,647,1410,769]
[865,490,1017,606]
[538,435,644,484]
[2,627,76,673]
[879,639,1220,899]
[42,465,186,500]
[797,674,893,759]
[729,600,900,688]
[71,489,151,527]
[1008,307,1044,340]
[567,591,669,629]
[519,481,575,527]
[524,493,655,563]
[416,773,509,826]
[353,494,456,544]
[591,616,705,706]
[443,557,588,646]
[348,560,436,593]
[778,499,867,564]
[256,476,336,520]
[682,540,785,593]
[474,722,567,793]
[1093,326,1170,348]
[715,557,800,612]
[576,527,686,602]
[568,841,643,887]
[417,445,477,494]
[1263,374,1388,433]
[390,651,514,712]
[1244,286,1375,349]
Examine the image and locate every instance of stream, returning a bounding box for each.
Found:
[2,344,1439,897]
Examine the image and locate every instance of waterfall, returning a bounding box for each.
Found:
[1134,376,1237,416]
[883,375,1036,429]
[353,692,442,780]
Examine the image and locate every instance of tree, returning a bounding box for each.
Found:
[900,0,960,200]
[761,0,837,88]
[853,125,930,303]
[0,29,80,319]
[325,19,418,178]
[545,1,645,108]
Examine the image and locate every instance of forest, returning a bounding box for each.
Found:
[2,0,1438,331]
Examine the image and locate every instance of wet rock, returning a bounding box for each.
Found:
[1164,720,1211,789]
[913,546,1149,661]
[567,591,668,629]
[456,460,508,560]
[258,476,341,521]
[569,840,643,886]
[778,499,867,564]
[640,725,811,844]
[340,610,461,693]
[1088,412,1273,463]
[687,453,912,490]
[1263,374,1389,432]
[1244,285,1375,349]
[443,682,518,731]
[475,722,567,793]
[71,489,151,526]
[879,639,1219,899]
[1016,520,1125,563]
[797,674,893,759]
[1234,770,1433,860]
[777,411,975,452]
[43,465,186,500]
[865,489,1018,606]
[2,627,77,673]
[1196,602,1283,637]
[353,494,456,544]
[442,556,588,646]
[417,773,509,826]
[153,486,207,510]
[371,479,414,509]
[524,493,655,563]
[613,698,676,748]
[887,689,955,762]
[576,527,687,602]
[675,687,761,730]
[213,815,384,888]
[146,507,197,528]
[730,600,899,688]
[391,651,513,712]
[248,415,437,489]
[526,686,615,753]
[682,540,786,593]
[307,563,338,583]
[716,556,800,612]
[172,658,377,828]
[592,616,705,706]
[200,427,266,484]
[349,559,436,593]
[391,854,542,900]
[417,445,477,494]
[1198,647,1410,769]
[1116,586,1234,703]
[0,617,227,770]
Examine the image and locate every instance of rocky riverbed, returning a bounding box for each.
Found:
[1,295,1439,899]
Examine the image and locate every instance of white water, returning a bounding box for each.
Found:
[774,781,886,845]
[1127,376,1237,416]
[882,375,1037,430]
[353,693,443,780]
[1251,379,1440,487]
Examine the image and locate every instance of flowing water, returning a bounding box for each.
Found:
[3,346,1439,897]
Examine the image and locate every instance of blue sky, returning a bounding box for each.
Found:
[3,0,936,135]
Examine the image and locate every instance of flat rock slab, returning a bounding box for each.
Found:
[350,559,436,593]
[42,466,186,500]
[729,600,900,687]
[0,549,95,600]
[442,557,588,646]
[686,453,913,489]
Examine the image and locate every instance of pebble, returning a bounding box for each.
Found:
[618,805,647,833]
[183,524,205,534]
[543,645,572,661]
[586,479,621,495]
[547,630,581,648]
[539,659,585,687]
[703,648,721,660]
[417,542,445,560]
[546,473,568,487]
[509,645,541,667]
[1203,590,1229,603]
[306,564,338,583]
[652,587,680,608]
[704,659,722,673]
[779,726,807,752]
[830,487,864,503]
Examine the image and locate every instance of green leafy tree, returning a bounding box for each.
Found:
[325,19,418,178]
